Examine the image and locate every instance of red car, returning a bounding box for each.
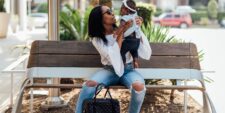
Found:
[154,13,192,28]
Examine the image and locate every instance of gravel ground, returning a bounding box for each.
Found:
[5,80,202,113]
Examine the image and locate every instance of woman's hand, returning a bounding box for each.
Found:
[114,20,133,39]
[114,20,133,48]
[135,16,143,26]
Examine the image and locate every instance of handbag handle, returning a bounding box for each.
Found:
[93,83,117,113]
[94,83,113,99]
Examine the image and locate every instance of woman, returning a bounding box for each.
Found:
[75,5,151,113]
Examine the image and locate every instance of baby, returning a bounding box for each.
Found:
[120,0,142,68]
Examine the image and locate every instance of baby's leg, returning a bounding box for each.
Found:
[130,39,141,68]
[121,40,130,64]
[130,49,139,68]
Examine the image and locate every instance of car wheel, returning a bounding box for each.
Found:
[180,23,188,28]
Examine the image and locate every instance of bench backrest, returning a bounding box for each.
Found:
[27,41,200,70]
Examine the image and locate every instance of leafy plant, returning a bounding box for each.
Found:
[141,23,183,43]
[37,3,48,13]
[191,11,208,23]
[0,0,6,12]
[60,5,92,40]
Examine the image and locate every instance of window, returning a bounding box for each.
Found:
[164,14,172,19]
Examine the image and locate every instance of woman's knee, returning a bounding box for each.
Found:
[132,81,145,92]
[85,80,98,87]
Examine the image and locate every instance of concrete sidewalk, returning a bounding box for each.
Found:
[0,29,47,112]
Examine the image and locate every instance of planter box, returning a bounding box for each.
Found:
[0,12,10,38]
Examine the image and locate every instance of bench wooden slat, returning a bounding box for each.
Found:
[26,84,205,91]
[30,41,198,56]
[27,55,200,69]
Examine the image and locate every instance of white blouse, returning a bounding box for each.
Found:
[91,31,152,77]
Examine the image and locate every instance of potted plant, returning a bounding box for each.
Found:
[0,0,10,38]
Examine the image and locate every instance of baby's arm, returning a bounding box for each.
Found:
[114,20,132,48]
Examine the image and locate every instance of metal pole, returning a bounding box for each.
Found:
[19,0,27,31]
[10,73,14,107]
[184,80,188,113]
[41,0,66,110]
[10,0,14,15]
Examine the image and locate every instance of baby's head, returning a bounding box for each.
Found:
[120,0,136,16]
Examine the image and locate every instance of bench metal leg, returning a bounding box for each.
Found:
[12,78,30,113]
[30,78,34,113]
[184,80,188,113]
[200,78,216,113]
[203,91,217,113]
[10,73,14,107]
[184,90,188,113]
[205,91,216,113]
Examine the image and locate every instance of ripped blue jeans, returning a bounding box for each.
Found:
[75,63,146,113]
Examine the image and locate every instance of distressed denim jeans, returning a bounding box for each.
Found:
[75,63,146,113]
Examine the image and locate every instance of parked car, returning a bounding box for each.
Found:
[29,13,48,28]
[153,13,192,28]
[175,6,196,14]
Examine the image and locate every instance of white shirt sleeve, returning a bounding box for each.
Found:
[92,37,124,77]
[138,30,152,60]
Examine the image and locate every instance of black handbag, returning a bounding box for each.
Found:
[82,83,120,113]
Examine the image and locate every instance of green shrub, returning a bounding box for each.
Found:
[191,11,208,23]
[207,0,218,20]
[136,3,155,26]
[199,17,209,25]
[154,8,163,17]
[217,12,225,23]
[0,0,6,12]
[141,23,183,43]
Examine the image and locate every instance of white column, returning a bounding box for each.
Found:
[5,0,10,13]
[10,0,14,15]
[19,0,27,31]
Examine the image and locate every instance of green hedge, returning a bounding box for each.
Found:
[136,3,155,26]
[217,12,225,23]
[191,11,208,23]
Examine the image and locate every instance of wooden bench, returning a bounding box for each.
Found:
[12,40,216,113]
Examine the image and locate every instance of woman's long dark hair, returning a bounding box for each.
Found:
[88,6,107,44]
